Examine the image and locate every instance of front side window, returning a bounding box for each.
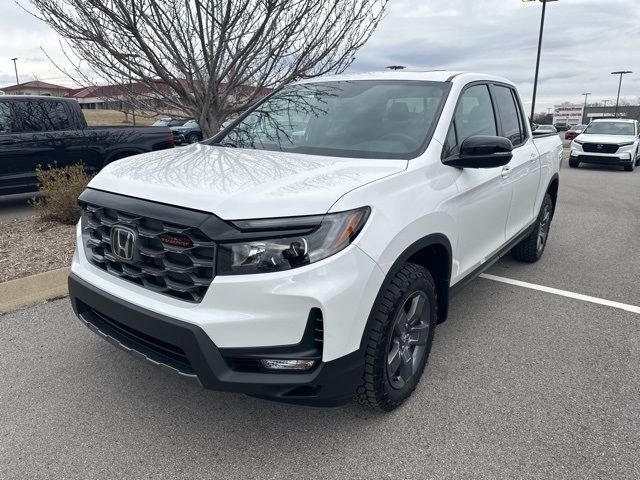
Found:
[493,85,525,146]
[444,84,497,158]
[214,80,449,159]
[583,122,635,136]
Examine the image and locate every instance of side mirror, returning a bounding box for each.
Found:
[443,136,513,169]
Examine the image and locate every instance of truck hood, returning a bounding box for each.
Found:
[88,144,407,219]
[577,134,637,144]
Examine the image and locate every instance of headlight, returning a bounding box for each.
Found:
[574,139,585,145]
[217,207,370,275]
[619,141,635,147]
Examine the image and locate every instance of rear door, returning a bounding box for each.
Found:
[490,84,541,240]
[444,83,512,281]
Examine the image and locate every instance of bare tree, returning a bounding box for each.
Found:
[24,0,387,136]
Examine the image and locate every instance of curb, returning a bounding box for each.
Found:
[0,267,71,315]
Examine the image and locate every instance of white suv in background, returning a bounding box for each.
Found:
[570,119,640,171]
[69,71,562,411]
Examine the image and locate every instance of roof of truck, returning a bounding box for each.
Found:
[294,70,515,86]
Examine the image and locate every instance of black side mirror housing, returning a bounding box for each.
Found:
[443,135,513,169]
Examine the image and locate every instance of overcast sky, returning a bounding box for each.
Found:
[1,0,639,113]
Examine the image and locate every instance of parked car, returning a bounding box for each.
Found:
[69,71,562,411]
[152,117,188,127]
[554,122,570,132]
[0,96,175,196]
[171,120,203,144]
[534,124,557,134]
[565,124,587,141]
[569,119,640,171]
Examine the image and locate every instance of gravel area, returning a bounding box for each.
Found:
[0,216,75,283]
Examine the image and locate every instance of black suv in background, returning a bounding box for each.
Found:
[0,96,175,196]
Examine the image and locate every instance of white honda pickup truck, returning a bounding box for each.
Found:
[69,71,562,410]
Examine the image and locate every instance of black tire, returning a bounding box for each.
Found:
[187,133,201,144]
[356,263,437,411]
[569,159,580,168]
[511,193,553,263]
[623,162,635,172]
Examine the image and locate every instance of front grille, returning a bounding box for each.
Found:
[582,143,619,154]
[82,204,215,302]
[578,155,622,164]
[86,305,194,375]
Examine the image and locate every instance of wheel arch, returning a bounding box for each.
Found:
[546,173,560,218]
[360,233,453,355]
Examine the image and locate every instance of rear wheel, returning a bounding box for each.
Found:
[356,263,437,411]
[569,159,580,168]
[187,133,201,144]
[511,194,553,263]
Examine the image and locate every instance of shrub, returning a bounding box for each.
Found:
[31,164,94,224]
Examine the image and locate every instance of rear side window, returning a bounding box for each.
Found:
[493,85,525,146]
[11,101,71,132]
[443,84,497,158]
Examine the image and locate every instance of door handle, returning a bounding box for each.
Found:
[501,165,512,177]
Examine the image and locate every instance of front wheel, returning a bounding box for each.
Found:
[356,263,437,411]
[511,194,553,263]
[624,161,635,172]
[569,159,580,168]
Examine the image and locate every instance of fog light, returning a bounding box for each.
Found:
[621,153,632,160]
[570,150,578,157]
[261,359,316,370]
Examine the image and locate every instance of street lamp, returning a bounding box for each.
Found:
[522,0,559,124]
[581,92,591,123]
[11,58,19,84]
[123,53,139,126]
[611,71,632,118]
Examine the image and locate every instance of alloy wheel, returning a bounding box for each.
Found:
[386,291,431,390]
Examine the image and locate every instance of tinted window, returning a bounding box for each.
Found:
[493,85,524,145]
[444,84,497,157]
[216,81,449,159]
[0,101,11,133]
[12,101,71,132]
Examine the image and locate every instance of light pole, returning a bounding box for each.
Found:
[602,99,610,118]
[11,58,19,84]
[611,71,632,118]
[522,0,559,124]
[581,92,591,124]
[123,54,139,126]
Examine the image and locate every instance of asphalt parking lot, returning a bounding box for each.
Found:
[2,160,639,479]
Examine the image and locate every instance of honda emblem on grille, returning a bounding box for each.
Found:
[111,225,136,262]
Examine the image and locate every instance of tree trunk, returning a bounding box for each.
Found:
[199,110,223,138]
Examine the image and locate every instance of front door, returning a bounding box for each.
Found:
[443,84,512,283]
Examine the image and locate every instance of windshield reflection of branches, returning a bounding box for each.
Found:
[224,84,342,150]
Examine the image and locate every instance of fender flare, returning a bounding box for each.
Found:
[358,233,453,352]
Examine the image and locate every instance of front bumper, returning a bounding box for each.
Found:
[570,149,635,166]
[69,273,365,407]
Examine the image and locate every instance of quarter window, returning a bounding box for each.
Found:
[493,85,525,146]
[0,101,11,134]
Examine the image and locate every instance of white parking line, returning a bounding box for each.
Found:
[479,273,640,315]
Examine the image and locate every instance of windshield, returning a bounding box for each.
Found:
[584,122,635,136]
[573,125,587,130]
[213,80,449,159]
[153,119,170,126]
[183,120,198,127]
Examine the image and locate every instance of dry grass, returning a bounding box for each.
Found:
[83,109,156,126]
[0,217,76,283]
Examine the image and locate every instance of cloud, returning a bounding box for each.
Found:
[0,0,638,111]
